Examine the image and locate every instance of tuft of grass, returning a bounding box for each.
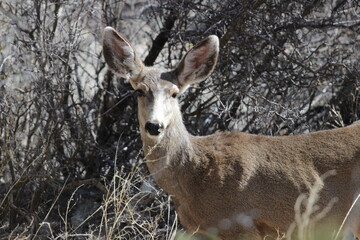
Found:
[95,162,178,240]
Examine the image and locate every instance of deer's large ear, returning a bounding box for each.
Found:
[174,35,219,92]
[103,27,144,80]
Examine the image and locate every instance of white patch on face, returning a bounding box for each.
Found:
[145,90,171,139]
[135,70,180,141]
[146,85,178,140]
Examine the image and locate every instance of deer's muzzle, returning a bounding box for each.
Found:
[145,122,164,136]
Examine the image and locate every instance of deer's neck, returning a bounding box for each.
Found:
[141,117,196,195]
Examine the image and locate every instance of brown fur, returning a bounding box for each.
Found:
[103,27,360,240]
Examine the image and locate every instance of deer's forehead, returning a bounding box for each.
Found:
[136,69,178,93]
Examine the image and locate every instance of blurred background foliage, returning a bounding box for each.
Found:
[0,0,359,239]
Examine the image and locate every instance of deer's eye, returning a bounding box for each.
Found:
[135,89,145,97]
[171,92,178,98]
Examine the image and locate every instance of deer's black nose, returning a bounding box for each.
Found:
[145,122,163,136]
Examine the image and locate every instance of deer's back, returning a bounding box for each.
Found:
[175,124,360,237]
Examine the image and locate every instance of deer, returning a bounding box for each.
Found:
[102,26,360,240]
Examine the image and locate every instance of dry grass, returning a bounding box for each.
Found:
[1,154,178,240]
[96,162,178,240]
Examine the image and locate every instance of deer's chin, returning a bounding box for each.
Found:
[141,129,165,143]
[146,132,164,140]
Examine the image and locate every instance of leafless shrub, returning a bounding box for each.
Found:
[156,0,360,136]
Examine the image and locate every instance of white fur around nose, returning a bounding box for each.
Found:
[147,91,169,129]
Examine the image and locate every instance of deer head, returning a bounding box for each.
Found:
[103,27,219,142]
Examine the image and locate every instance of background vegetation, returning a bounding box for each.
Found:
[0,0,359,239]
